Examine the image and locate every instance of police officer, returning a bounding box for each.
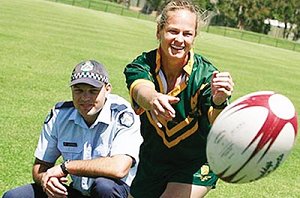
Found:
[3,60,143,198]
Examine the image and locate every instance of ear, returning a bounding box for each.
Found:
[156,25,161,40]
[104,83,112,96]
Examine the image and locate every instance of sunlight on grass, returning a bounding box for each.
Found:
[0,0,299,197]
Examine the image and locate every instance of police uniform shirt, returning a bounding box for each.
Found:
[34,94,142,196]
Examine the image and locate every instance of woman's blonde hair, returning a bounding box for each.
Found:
[156,0,201,35]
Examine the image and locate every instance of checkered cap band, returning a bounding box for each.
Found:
[71,71,108,84]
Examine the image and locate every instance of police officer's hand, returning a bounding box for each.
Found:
[211,71,234,105]
[41,165,68,198]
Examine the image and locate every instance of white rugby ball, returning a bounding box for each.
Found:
[207,91,298,183]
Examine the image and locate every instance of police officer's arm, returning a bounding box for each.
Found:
[32,158,54,185]
[33,158,69,197]
[44,154,133,179]
[66,155,132,178]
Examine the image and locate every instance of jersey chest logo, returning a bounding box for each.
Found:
[146,111,199,148]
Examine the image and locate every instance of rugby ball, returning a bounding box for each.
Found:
[206,91,298,183]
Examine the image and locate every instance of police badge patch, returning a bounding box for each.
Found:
[80,61,94,72]
[119,112,134,127]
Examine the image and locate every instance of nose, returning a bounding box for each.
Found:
[175,33,184,43]
[81,91,91,101]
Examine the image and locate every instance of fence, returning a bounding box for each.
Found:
[49,0,300,52]
[205,26,300,52]
[49,0,156,21]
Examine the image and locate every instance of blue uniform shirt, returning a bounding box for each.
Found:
[35,94,142,195]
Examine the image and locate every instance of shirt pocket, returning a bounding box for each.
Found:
[58,140,83,160]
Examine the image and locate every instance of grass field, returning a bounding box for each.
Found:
[0,0,299,197]
[48,0,300,53]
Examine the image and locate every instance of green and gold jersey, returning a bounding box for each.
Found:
[124,48,218,166]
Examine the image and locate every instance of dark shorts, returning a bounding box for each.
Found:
[130,161,218,198]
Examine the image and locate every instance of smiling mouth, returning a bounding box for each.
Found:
[80,104,93,110]
[171,45,185,51]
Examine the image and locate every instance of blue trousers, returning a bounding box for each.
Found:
[2,177,130,198]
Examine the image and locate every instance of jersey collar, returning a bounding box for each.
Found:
[155,48,194,95]
[155,48,194,76]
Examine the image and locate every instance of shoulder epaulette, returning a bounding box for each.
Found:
[111,103,127,112]
[55,101,74,109]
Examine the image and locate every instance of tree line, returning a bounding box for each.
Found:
[139,0,300,41]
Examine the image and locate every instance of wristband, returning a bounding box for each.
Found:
[60,160,70,175]
[211,98,229,109]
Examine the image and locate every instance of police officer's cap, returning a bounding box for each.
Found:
[70,60,109,88]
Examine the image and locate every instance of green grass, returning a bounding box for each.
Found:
[0,0,300,197]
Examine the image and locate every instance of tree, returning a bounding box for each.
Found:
[292,7,300,40]
[140,0,164,14]
[272,0,294,38]
[271,0,300,39]
[215,0,271,32]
